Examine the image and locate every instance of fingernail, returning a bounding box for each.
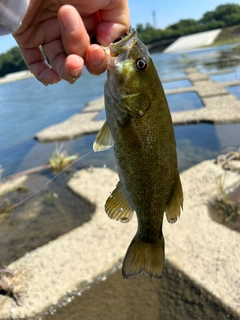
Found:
[70,67,82,78]
[69,78,77,84]
[62,8,80,32]
[91,50,105,66]
[50,79,59,85]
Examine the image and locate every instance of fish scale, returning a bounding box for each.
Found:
[93,29,183,279]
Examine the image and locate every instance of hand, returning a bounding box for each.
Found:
[13,1,129,85]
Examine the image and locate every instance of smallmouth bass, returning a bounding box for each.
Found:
[93,29,183,279]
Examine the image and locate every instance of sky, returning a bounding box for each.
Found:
[0,0,240,54]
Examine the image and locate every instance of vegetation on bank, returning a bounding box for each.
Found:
[0,46,27,77]
[137,3,240,44]
[0,3,240,77]
[213,24,240,45]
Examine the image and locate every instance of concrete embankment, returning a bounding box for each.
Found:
[164,29,222,53]
[0,70,33,85]
[0,161,240,319]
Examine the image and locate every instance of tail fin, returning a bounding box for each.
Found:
[122,234,165,279]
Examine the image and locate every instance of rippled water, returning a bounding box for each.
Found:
[227,85,240,99]
[167,92,203,112]
[162,79,192,90]
[210,68,240,82]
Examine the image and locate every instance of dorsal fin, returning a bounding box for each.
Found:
[105,182,134,223]
[93,121,114,152]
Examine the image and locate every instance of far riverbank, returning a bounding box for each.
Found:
[0,70,33,85]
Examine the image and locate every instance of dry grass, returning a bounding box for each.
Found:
[48,144,78,171]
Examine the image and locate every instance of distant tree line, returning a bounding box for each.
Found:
[0,47,27,77]
[137,3,240,44]
[0,3,240,77]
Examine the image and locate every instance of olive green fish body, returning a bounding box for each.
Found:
[94,30,183,279]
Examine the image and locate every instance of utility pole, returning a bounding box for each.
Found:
[152,11,157,28]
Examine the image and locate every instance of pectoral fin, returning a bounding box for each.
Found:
[93,121,114,152]
[105,182,134,223]
[165,174,183,223]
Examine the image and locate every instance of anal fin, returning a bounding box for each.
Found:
[105,182,134,223]
[165,173,183,223]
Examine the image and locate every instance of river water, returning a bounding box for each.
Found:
[0,44,240,178]
[0,43,240,319]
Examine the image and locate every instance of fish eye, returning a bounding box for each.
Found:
[136,58,147,71]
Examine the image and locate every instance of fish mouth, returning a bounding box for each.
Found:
[104,29,137,58]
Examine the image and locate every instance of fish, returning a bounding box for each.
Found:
[93,29,183,279]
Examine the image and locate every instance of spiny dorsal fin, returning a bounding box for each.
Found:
[165,174,183,223]
[105,182,134,223]
[93,121,114,152]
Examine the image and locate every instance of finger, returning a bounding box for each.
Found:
[14,19,63,85]
[42,39,84,83]
[96,0,130,45]
[20,47,61,85]
[14,18,61,49]
[84,44,106,75]
[58,5,90,57]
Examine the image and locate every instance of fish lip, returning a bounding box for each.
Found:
[104,29,137,57]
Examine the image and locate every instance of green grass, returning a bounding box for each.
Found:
[213,24,240,45]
